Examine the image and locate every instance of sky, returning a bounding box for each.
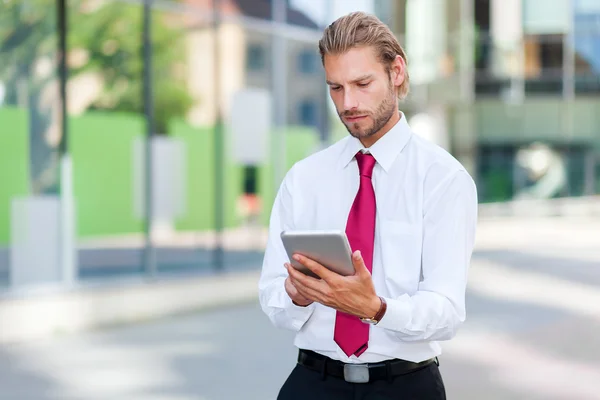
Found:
[289,0,374,27]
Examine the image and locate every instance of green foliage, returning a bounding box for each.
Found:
[0,1,61,194]
[0,0,57,100]
[69,1,193,133]
[0,0,56,59]
[0,0,193,134]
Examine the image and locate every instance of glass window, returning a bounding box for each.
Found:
[299,99,317,127]
[477,145,515,203]
[243,166,258,195]
[522,0,570,35]
[573,6,600,94]
[523,34,564,95]
[247,44,265,71]
[298,49,317,74]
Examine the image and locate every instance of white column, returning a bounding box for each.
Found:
[11,197,61,288]
[405,0,447,85]
[60,154,77,286]
[491,0,524,102]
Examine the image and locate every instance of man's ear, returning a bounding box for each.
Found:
[391,55,405,88]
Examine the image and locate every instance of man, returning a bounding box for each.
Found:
[258,11,477,399]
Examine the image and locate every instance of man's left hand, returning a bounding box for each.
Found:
[285,250,381,318]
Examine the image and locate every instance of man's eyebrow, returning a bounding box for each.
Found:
[326,75,374,86]
[351,74,374,83]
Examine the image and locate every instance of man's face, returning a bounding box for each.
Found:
[324,46,399,141]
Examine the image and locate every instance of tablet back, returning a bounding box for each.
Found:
[280,230,355,278]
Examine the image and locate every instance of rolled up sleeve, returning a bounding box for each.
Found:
[376,170,478,341]
[258,166,316,331]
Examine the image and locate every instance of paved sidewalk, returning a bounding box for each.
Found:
[0,216,599,399]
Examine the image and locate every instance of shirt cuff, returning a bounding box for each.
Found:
[283,293,316,330]
[375,295,411,332]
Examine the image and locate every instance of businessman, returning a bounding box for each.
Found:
[259,11,478,399]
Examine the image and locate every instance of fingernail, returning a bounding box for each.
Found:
[293,254,301,261]
[354,250,361,259]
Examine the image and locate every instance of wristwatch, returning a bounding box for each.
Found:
[360,296,387,325]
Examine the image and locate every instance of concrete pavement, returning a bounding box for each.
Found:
[0,216,599,399]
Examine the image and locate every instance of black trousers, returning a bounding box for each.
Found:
[277,359,446,400]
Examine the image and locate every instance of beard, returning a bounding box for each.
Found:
[339,84,397,140]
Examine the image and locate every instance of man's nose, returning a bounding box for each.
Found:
[343,89,358,111]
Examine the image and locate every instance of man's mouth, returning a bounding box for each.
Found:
[345,115,367,122]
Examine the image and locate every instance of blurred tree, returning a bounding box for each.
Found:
[0,0,194,192]
[0,0,61,194]
[69,0,193,134]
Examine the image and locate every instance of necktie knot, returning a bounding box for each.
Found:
[355,152,376,179]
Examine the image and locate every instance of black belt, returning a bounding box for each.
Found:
[297,349,437,383]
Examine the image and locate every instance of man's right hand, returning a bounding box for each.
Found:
[285,265,313,307]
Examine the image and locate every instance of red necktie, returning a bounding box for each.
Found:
[334,152,377,357]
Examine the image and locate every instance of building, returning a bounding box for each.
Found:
[388,0,600,202]
[182,0,325,133]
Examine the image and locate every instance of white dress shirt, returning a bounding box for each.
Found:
[258,114,478,364]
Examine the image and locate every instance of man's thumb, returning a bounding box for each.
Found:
[352,250,368,274]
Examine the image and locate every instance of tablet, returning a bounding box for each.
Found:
[280,230,355,278]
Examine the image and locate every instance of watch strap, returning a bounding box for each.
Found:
[372,296,387,322]
[360,296,387,324]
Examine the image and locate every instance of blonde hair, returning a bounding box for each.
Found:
[318,12,410,100]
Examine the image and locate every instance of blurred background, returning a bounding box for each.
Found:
[0,0,599,399]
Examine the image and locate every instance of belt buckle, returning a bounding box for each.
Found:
[343,363,370,383]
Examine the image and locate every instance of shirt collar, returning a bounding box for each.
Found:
[338,112,413,173]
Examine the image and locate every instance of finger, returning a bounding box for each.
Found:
[288,267,330,302]
[284,263,293,274]
[288,272,320,296]
[286,263,312,285]
[285,263,303,280]
[289,266,318,301]
[286,276,312,303]
[293,278,326,304]
[287,260,324,287]
[351,250,371,277]
[284,274,298,294]
[293,254,337,282]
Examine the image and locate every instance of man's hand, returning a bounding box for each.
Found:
[285,250,381,318]
[285,275,313,307]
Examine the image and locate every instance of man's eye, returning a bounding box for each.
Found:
[358,82,370,88]
[331,86,342,91]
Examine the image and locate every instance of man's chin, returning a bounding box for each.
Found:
[345,124,368,137]
[348,129,372,139]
